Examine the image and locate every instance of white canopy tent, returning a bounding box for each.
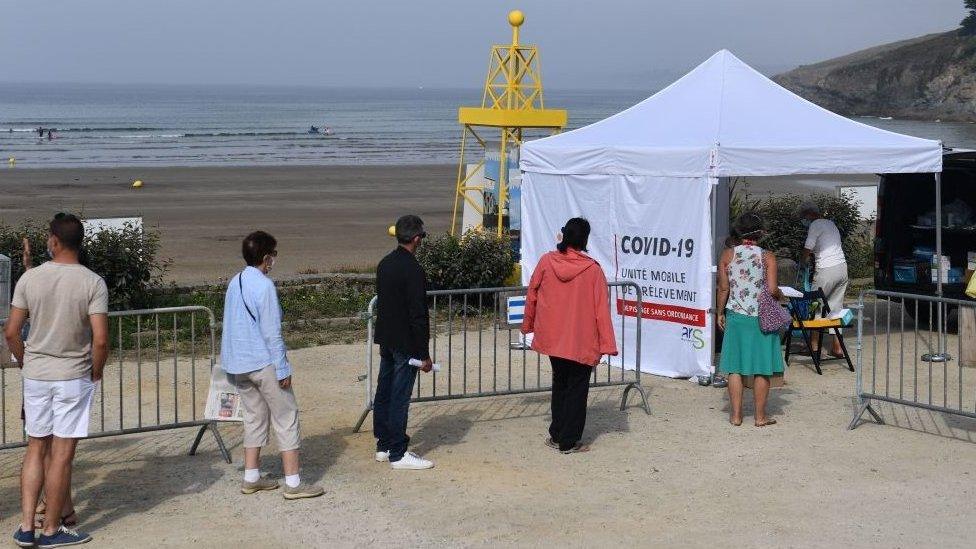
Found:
[519,50,945,377]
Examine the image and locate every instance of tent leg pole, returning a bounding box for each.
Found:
[931,172,950,361]
[709,178,724,377]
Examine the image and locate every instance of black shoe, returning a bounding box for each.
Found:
[711,374,728,388]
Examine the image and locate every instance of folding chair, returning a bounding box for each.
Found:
[783,287,854,375]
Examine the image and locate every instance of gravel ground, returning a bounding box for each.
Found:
[1,336,975,548]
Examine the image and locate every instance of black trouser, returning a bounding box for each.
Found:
[549,356,591,451]
[374,347,418,462]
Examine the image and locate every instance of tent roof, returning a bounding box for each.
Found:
[520,50,943,177]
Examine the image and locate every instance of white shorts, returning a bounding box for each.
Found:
[23,377,97,439]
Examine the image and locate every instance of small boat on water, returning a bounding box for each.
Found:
[308,125,335,135]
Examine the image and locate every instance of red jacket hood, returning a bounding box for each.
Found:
[548,249,598,282]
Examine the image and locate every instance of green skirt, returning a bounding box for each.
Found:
[719,310,785,376]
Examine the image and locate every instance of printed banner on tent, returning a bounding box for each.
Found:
[521,173,713,378]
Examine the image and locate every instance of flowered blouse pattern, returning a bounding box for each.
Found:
[727,245,764,317]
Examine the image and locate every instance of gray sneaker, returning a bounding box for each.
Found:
[241,476,279,495]
[283,482,325,500]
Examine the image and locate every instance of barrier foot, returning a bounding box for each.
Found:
[353,407,372,433]
[189,422,233,464]
[848,400,883,430]
[620,383,651,415]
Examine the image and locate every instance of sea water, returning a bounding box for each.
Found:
[2,82,975,169]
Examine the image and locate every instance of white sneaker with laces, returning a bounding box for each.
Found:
[375,450,390,462]
[390,451,434,470]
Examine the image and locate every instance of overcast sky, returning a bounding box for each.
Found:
[0,0,966,89]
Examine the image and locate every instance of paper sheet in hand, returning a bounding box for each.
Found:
[779,286,804,298]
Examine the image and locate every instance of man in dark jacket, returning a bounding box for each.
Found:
[373,214,434,470]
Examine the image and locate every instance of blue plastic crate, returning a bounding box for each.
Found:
[893,263,917,283]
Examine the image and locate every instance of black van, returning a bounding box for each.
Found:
[874,150,976,323]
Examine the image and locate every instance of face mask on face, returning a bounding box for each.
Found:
[267,256,276,270]
[801,218,812,228]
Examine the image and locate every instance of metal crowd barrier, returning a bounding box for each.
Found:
[849,290,976,430]
[1,306,230,463]
[354,282,651,432]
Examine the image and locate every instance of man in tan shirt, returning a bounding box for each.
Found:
[4,213,108,547]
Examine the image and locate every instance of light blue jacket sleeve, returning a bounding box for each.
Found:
[256,282,292,380]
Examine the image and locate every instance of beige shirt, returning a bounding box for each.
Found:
[11,261,109,381]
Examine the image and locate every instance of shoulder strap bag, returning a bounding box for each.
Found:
[238,271,257,322]
[757,250,791,334]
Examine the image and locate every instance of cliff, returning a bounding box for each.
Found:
[774,31,976,122]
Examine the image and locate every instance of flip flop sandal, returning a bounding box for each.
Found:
[755,419,778,427]
[560,443,591,454]
[544,437,559,450]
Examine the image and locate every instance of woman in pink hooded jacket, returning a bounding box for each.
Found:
[521,218,618,454]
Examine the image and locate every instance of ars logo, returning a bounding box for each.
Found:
[680,326,705,349]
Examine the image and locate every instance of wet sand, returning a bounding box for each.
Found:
[0,165,873,284]
[0,165,456,283]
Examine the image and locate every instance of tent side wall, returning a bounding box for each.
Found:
[520,172,714,378]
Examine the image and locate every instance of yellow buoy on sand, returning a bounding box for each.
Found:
[132,179,143,188]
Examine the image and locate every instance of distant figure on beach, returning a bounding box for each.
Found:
[5,213,108,547]
[521,218,617,454]
[716,212,785,427]
[47,129,54,141]
[220,231,324,500]
[37,127,44,138]
[308,125,319,134]
[373,215,435,470]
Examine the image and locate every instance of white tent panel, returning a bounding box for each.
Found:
[521,50,942,177]
[521,173,713,378]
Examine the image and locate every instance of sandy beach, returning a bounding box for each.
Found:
[0,165,457,283]
[0,165,873,284]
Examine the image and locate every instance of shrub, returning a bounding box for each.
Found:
[730,188,864,265]
[83,222,169,309]
[0,219,168,310]
[418,229,515,290]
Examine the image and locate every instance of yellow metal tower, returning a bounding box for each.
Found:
[451,10,567,237]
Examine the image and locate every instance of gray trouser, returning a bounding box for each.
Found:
[814,263,849,316]
[233,364,301,451]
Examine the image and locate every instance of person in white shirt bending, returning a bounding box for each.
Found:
[799,201,848,358]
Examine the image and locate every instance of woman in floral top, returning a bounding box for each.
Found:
[716,212,785,427]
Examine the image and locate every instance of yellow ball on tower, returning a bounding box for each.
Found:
[508,10,524,27]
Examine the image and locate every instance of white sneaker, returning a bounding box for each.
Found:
[375,450,390,462]
[390,451,434,470]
